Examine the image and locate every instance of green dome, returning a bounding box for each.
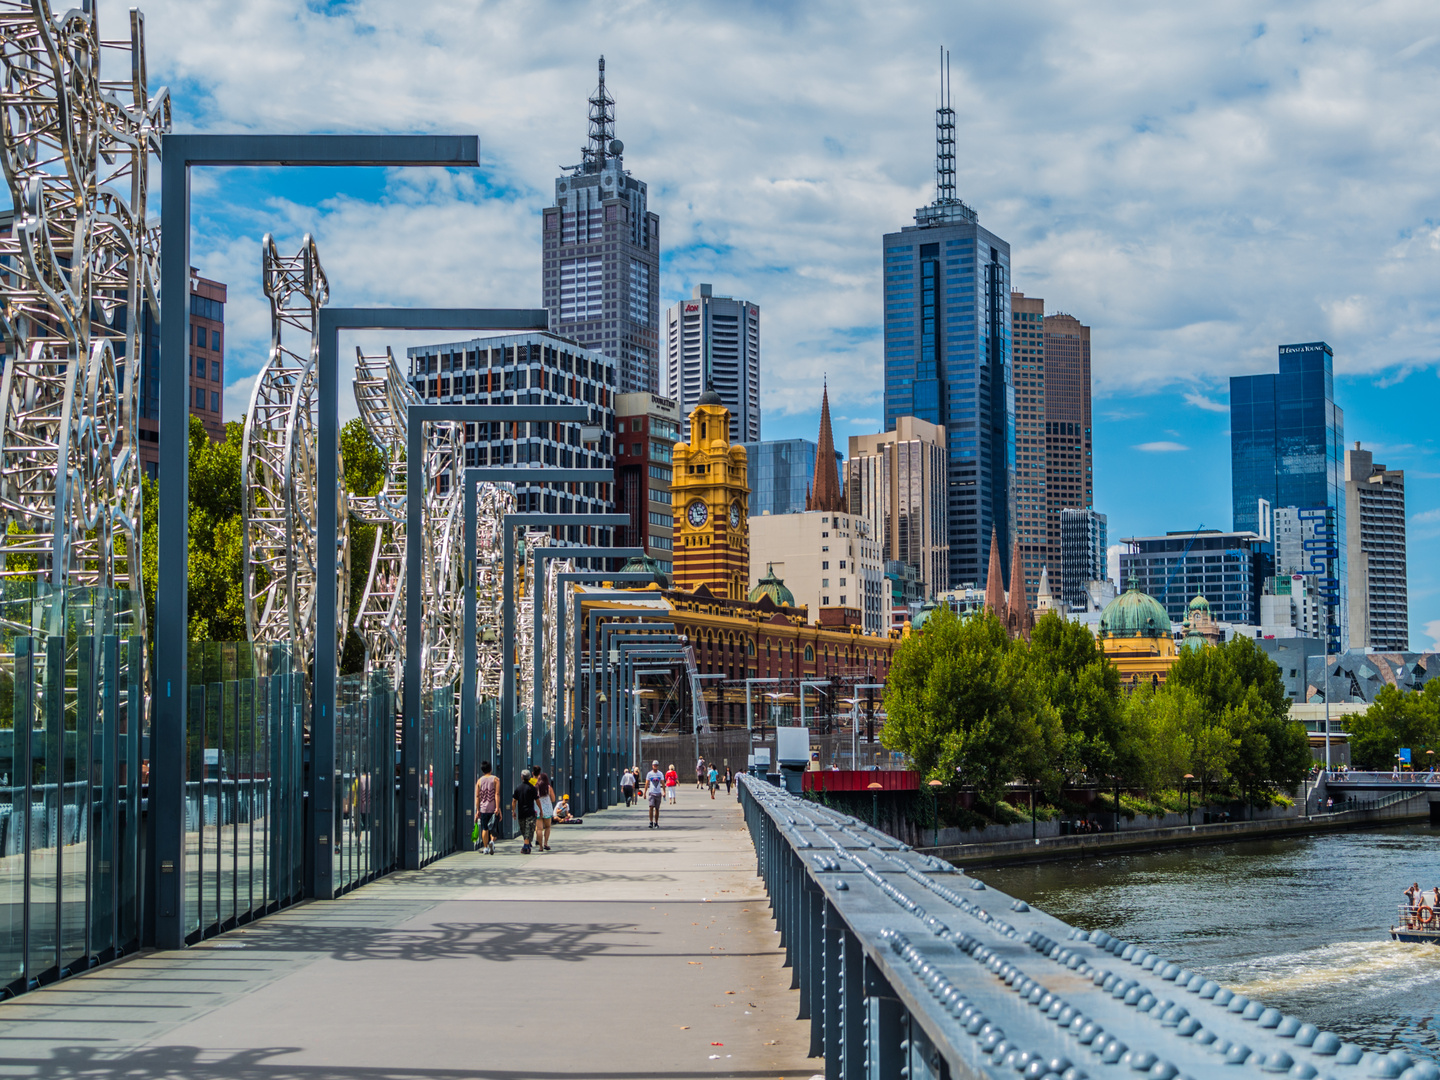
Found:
[617,554,669,588]
[748,563,794,607]
[1188,594,1211,614]
[1099,575,1172,640]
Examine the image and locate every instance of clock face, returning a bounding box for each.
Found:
[729,501,742,528]
[687,500,709,528]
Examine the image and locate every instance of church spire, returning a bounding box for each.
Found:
[1008,535,1032,639]
[806,380,845,512]
[984,528,1007,621]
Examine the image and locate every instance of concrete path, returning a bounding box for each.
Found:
[0,791,818,1080]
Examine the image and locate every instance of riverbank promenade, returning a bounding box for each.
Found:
[0,797,816,1080]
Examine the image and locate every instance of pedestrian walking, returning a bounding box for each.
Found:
[511,769,539,853]
[474,760,500,855]
[708,764,718,799]
[696,758,706,790]
[665,763,679,803]
[535,771,555,852]
[646,760,666,828]
[723,765,732,795]
[621,768,636,807]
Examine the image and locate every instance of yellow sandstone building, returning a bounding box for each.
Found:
[671,387,750,600]
[1096,575,1178,687]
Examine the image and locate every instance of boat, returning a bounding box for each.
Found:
[1392,902,1440,943]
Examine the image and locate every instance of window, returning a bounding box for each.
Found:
[822,578,829,587]
[194,387,204,408]
[211,360,221,381]
[194,325,206,348]
[629,259,651,323]
[632,442,643,455]
[559,255,603,319]
[839,560,846,569]
[840,578,846,586]
[194,356,204,378]
[804,645,815,662]
[211,391,220,412]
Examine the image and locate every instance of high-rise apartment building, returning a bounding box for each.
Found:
[1230,342,1346,651]
[542,58,660,395]
[407,333,616,540]
[663,284,760,444]
[1344,442,1408,651]
[883,80,1013,592]
[744,439,840,518]
[847,416,949,599]
[1060,508,1107,612]
[614,392,681,576]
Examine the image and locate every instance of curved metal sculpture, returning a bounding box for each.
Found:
[350,347,509,694]
[0,2,167,618]
[241,235,348,671]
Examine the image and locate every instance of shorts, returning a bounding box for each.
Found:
[648,793,662,808]
[479,811,499,835]
[520,816,537,843]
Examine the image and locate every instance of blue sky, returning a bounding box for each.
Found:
[137,0,1440,647]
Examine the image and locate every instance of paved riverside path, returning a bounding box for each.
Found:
[0,794,818,1080]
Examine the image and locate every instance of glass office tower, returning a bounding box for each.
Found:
[882,210,1013,590]
[743,438,840,518]
[1230,341,1346,650]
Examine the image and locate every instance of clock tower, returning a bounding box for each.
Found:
[671,388,749,599]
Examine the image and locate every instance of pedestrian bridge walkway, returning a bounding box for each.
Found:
[0,795,818,1080]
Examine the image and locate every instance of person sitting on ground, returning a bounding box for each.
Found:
[553,795,580,824]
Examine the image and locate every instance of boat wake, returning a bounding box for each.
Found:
[1215,939,1440,1001]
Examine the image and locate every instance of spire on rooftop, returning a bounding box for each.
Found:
[806,380,845,513]
[581,56,619,173]
[984,528,1007,620]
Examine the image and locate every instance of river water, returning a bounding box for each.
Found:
[975,825,1440,1058]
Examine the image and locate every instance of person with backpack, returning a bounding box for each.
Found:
[511,769,539,853]
[474,760,500,855]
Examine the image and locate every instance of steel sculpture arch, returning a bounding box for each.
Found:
[0,2,166,624]
[241,234,348,670]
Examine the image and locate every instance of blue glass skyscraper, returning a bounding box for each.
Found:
[882,86,1013,590]
[1230,341,1347,650]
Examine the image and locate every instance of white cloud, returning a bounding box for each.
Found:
[1107,543,1123,586]
[130,0,1440,435]
[1134,441,1190,452]
[1184,391,1228,413]
[1424,619,1440,650]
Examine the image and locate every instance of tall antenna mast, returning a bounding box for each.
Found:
[935,47,956,204]
[583,55,617,172]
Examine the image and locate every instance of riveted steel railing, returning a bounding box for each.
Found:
[736,774,1434,1080]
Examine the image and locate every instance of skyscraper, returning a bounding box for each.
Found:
[663,283,761,443]
[882,62,1013,591]
[1344,442,1408,651]
[542,58,660,395]
[744,439,838,517]
[847,416,949,599]
[1230,342,1346,650]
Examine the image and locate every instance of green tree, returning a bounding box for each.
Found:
[140,416,247,644]
[1029,610,1126,781]
[340,417,385,674]
[882,608,1061,803]
[1350,683,1440,770]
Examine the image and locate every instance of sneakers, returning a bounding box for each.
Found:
[487,841,495,855]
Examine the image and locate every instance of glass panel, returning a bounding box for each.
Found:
[0,636,33,988]
[91,631,119,960]
[185,679,204,941]
[61,619,92,973]
[119,632,141,950]
[237,674,253,921]
[29,633,64,979]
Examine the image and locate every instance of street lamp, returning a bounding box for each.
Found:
[1183,773,1194,826]
[928,778,943,848]
[868,781,883,827]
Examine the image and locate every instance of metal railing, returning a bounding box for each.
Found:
[737,774,1428,1080]
[1325,771,1440,785]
